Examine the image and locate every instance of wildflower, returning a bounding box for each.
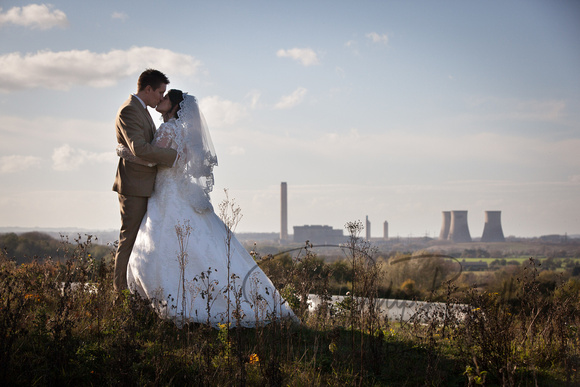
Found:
[329,342,337,353]
[25,294,41,302]
[249,353,259,364]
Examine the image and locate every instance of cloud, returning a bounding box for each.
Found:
[274,87,307,109]
[111,12,128,21]
[0,4,68,29]
[199,96,248,128]
[465,97,568,123]
[228,145,246,156]
[245,90,262,109]
[276,48,320,66]
[0,155,42,174]
[0,47,202,92]
[52,144,114,171]
[344,39,359,55]
[366,32,388,44]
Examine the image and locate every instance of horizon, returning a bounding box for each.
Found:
[1,1,579,239]
[1,225,578,242]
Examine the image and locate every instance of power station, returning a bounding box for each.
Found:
[280,182,506,243]
[439,210,506,242]
[439,211,451,240]
[481,211,505,242]
[280,182,288,241]
[448,210,472,242]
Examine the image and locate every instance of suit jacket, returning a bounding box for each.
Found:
[112,95,178,197]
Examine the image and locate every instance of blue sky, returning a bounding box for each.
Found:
[1,1,579,238]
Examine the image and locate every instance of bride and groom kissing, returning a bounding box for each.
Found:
[112,69,296,327]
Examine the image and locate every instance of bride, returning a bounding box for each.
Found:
[117,89,297,328]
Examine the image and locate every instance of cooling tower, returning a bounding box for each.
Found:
[481,211,505,242]
[448,210,472,243]
[280,182,288,240]
[365,216,371,240]
[439,211,451,240]
[383,221,389,240]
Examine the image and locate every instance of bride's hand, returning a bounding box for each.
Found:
[116,144,128,157]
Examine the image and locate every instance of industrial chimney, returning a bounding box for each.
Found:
[439,211,451,240]
[481,211,505,242]
[383,221,389,240]
[448,210,472,243]
[365,216,371,240]
[280,182,288,240]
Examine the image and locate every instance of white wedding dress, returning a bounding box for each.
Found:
[124,95,296,328]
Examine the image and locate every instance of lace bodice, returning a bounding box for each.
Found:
[153,119,215,213]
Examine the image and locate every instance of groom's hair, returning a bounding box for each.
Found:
[137,69,170,92]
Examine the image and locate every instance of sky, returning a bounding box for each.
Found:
[1,0,579,239]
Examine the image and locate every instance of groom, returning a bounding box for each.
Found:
[112,69,178,292]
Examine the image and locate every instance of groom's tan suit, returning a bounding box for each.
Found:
[113,95,177,291]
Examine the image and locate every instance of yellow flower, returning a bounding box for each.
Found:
[25,294,40,302]
[249,353,259,364]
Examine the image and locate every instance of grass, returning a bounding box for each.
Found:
[1,224,579,386]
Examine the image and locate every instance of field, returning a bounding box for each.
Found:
[1,226,579,385]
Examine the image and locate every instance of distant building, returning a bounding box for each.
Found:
[365,216,371,240]
[461,260,488,271]
[293,225,346,245]
[383,221,388,240]
[439,211,451,240]
[448,210,472,243]
[481,211,505,242]
[280,182,288,240]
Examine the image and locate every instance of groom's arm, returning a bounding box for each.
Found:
[117,104,177,167]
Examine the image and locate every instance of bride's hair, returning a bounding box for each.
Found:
[167,89,184,119]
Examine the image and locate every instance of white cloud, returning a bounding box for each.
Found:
[276,48,320,66]
[52,144,115,171]
[245,90,262,109]
[344,39,359,55]
[0,47,202,92]
[0,4,68,29]
[199,96,248,128]
[366,32,388,44]
[228,145,246,156]
[465,97,568,123]
[111,12,128,21]
[274,87,307,109]
[0,155,42,174]
[0,115,114,154]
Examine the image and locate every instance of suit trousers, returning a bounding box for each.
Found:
[114,194,148,291]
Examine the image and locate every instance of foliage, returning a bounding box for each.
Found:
[0,230,579,386]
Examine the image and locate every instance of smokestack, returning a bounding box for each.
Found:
[481,211,505,242]
[365,215,371,240]
[383,221,389,240]
[448,210,472,243]
[439,211,451,240]
[280,182,288,240]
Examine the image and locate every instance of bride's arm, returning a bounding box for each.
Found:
[116,144,156,166]
[116,121,177,166]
